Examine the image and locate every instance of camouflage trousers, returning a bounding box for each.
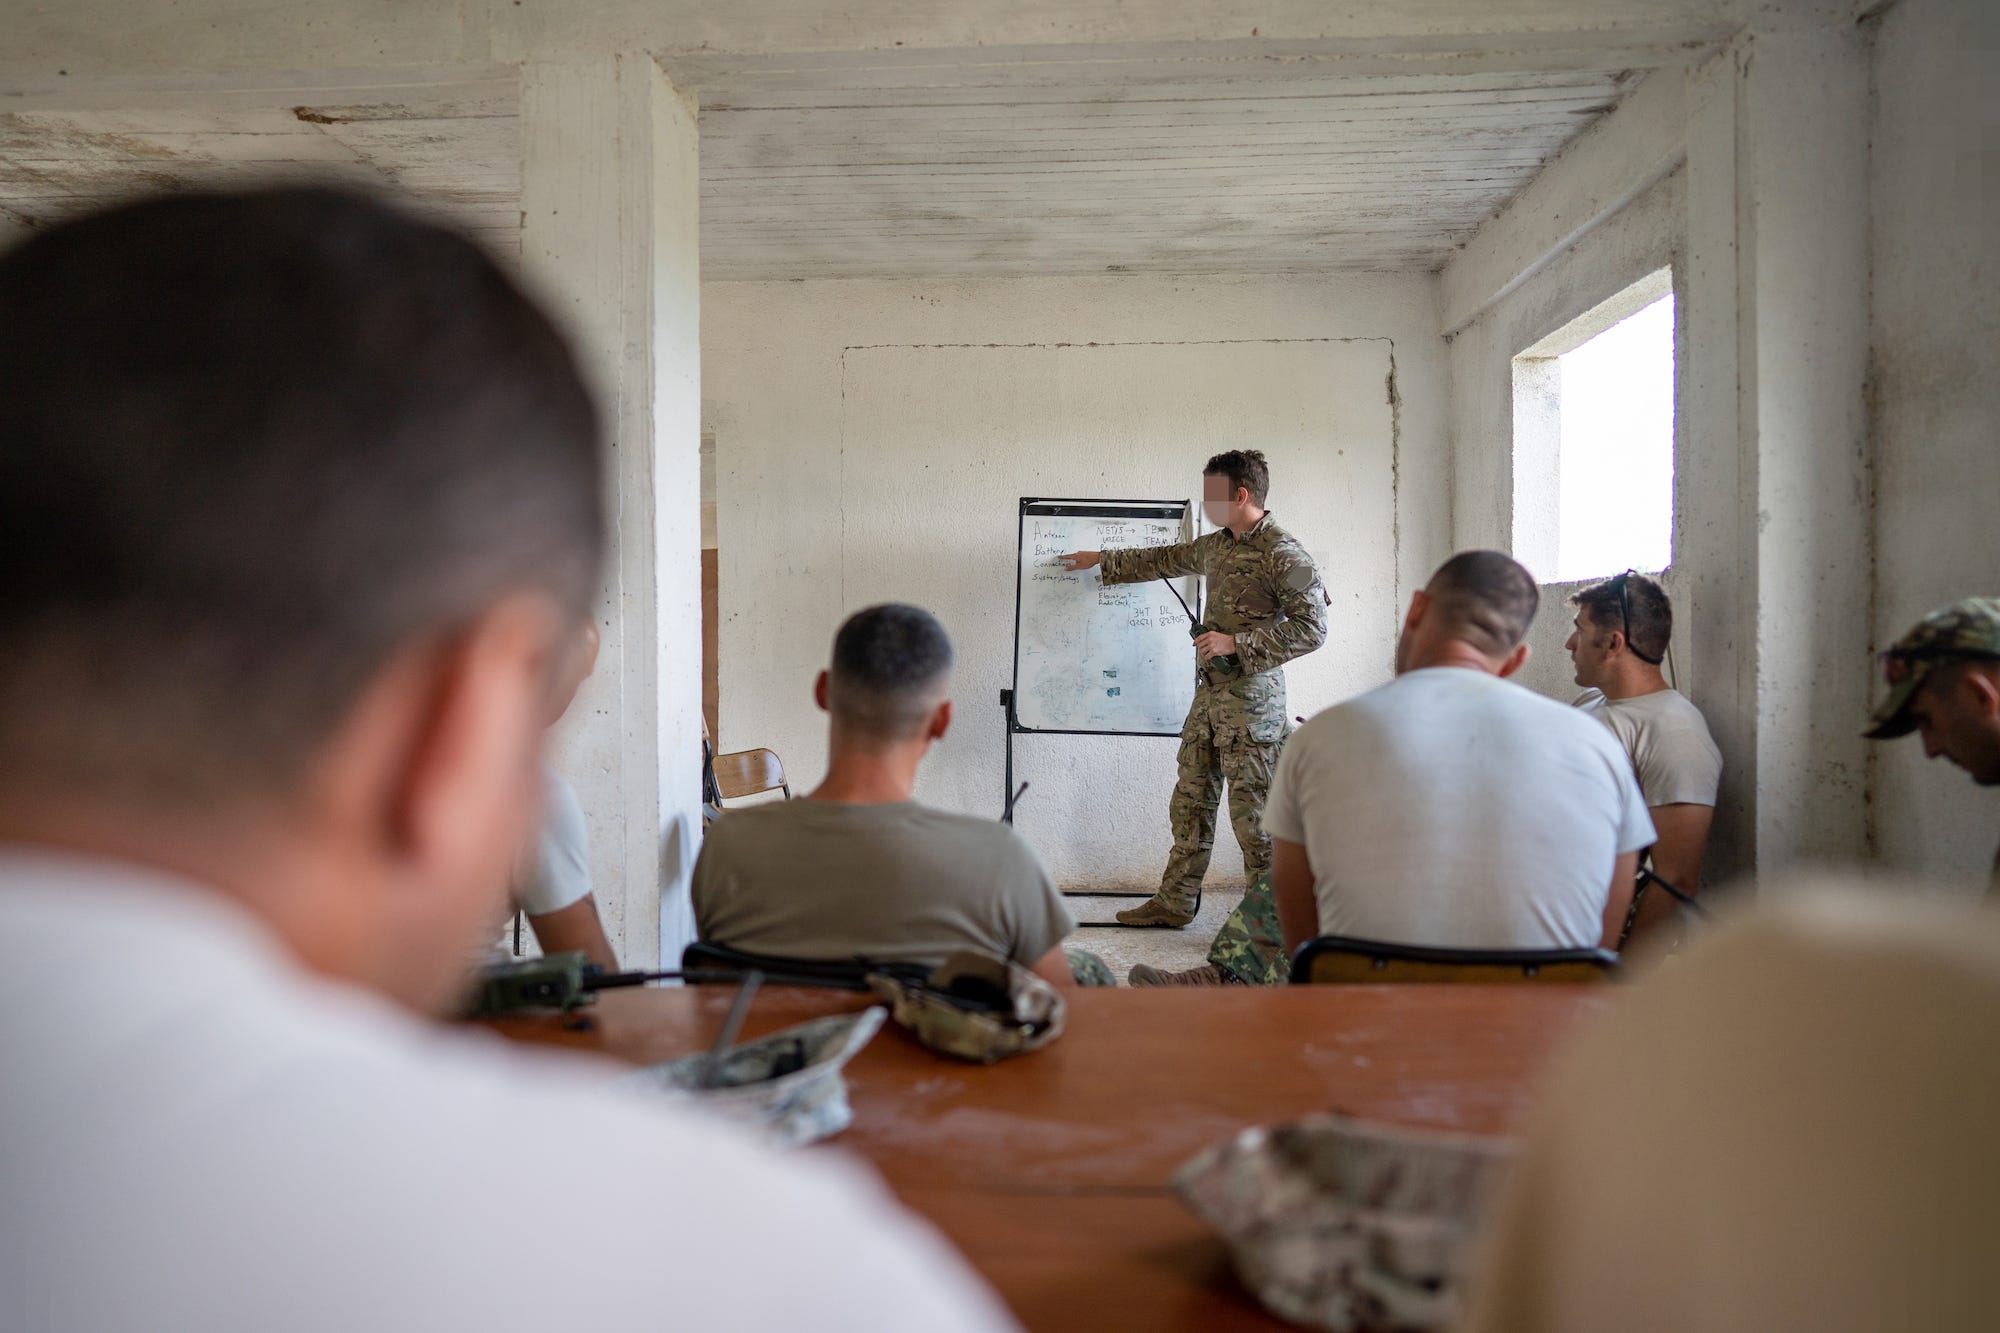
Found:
[1065,947,1116,987]
[1206,872,1287,986]
[1156,679,1286,922]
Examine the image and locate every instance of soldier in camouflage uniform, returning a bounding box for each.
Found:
[1864,596,2000,896]
[1060,451,1327,983]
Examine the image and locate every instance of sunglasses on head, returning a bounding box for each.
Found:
[1610,570,1663,665]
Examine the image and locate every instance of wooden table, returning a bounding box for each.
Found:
[490,985,1610,1331]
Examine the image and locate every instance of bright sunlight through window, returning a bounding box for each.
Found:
[1512,273,1676,583]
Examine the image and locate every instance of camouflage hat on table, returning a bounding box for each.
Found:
[866,951,1065,1064]
[1865,597,2000,739]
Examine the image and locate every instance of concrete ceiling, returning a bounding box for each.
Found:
[690,59,1648,279]
[0,76,521,259]
[0,29,1730,280]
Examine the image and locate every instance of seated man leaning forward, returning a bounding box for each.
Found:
[1863,597,2000,896]
[0,189,1012,1333]
[1270,551,1655,959]
[694,604,1087,987]
[1566,572,1723,947]
[509,619,619,969]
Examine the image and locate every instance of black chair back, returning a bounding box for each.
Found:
[1289,935,1620,985]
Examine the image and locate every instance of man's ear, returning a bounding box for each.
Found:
[930,698,953,742]
[1404,589,1430,633]
[348,593,557,1013]
[385,595,555,873]
[1497,642,1533,679]
[814,670,831,713]
[1962,666,2000,719]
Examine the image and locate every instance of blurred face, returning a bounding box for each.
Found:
[1905,664,2000,785]
[1203,472,1251,530]
[1566,609,1615,689]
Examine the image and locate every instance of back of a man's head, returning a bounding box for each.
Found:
[0,188,603,806]
[1414,551,1540,665]
[1572,572,1671,664]
[826,605,954,747]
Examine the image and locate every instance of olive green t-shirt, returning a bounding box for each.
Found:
[691,799,1076,969]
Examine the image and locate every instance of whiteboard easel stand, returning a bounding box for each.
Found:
[1006,496,1197,899]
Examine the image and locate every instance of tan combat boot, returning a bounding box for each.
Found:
[1114,896,1197,928]
[1128,963,1239,987]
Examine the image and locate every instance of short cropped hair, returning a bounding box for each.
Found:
[827,605,954,741]
[0,187,603,800]
[1572,572,1671,665]
[1204,450,1270,506]
[1426,551,1540,656]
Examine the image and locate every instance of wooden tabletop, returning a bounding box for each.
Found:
[488,984,1611,1330]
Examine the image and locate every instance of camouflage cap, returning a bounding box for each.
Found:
[866,951,1065,1064]
[1865,597,2000,739]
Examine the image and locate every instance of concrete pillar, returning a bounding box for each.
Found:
[1740,24,1872,869]
[1684,17,1873,882]
[1681,47,1757,884]
[519,55,703,969]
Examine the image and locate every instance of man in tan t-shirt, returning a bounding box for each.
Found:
[1460,884,2000,1333]
[692,604,1079,985]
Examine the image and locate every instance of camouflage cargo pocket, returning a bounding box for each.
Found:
[1229,671,1289,745]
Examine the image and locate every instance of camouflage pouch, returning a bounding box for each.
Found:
[865,951,1066,1064]
[1174,1113,1513,1331]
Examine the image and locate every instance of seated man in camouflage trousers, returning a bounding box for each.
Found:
[1060,450,1328,986]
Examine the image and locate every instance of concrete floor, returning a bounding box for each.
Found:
[1065,888,1244,983]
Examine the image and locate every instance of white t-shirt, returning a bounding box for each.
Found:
[1265,668,1656,951]
[512,771,591,916]
[1572,687,1722,807]
[0,850,1017,1333]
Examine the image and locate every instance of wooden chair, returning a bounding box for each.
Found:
[711,747,791,801]
[1289,935,1620,985]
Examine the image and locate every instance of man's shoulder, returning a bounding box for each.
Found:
[1399,670,1626,745]
[1242,522,1320,594]
[1650,687,1718,729]
[1291,677,1403,743]
[1517,681,1632,745]
[707,795,816,832]
[1616,688,1722,744]
[903,804,1040,859]
[1250,519,1312,560]
[699,796,809,853]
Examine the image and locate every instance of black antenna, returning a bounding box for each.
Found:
[1003,781,1030,823]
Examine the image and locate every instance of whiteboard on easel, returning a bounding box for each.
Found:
[1012,498,1198,736]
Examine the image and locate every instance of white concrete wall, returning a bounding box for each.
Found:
[1867,0,2000,890]
[1447,166,1688,707]
[704,273,1448,892]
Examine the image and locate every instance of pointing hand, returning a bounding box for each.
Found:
[1058,551,1101,572]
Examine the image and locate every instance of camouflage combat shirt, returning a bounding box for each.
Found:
[1098,514,1329,681]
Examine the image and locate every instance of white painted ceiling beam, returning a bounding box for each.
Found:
[1436,64,1689,334]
